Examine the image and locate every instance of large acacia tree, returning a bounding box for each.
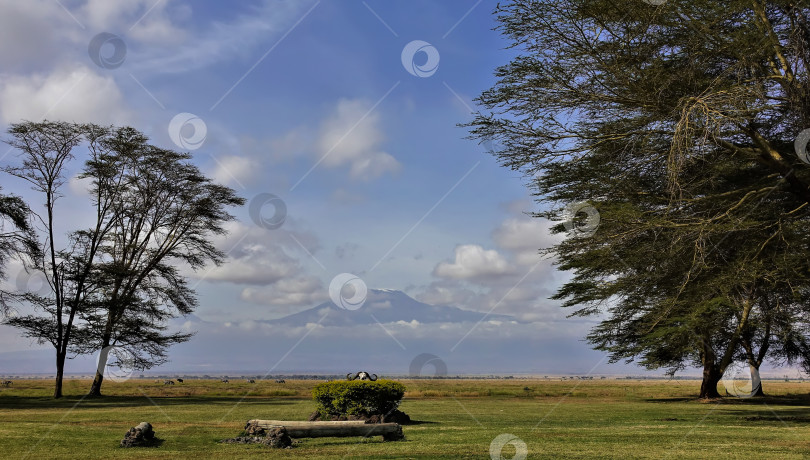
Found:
[471,0,810,397]
[3,121,243,397]
[79,127,244,396]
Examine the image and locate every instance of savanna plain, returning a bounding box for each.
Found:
[1,378,809,459]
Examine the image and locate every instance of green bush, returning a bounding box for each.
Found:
[312,380,406,417]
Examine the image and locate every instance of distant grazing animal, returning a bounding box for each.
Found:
[275,379,285,384]
[154,379,161,383]
[164,380,175,385]
[1,380,11,387]
[176,378,184,383]
[247,379,255,384]
[347,371,377,381]
[221,378,229,383]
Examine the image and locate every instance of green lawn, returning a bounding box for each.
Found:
[1,378,809,459]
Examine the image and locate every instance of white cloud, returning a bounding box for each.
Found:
[492,217,559,265]
[204,242,300,285]
[433,244,513,281]
[0,65,131,125]
[241,276,327,308]
[210,154,259,187]
[80,0,187,45]
[416,203,567,323]
[128,0,318,75]
[316,98,400,180]
[196,314,575,343]
[67,175,94,197]
[195,221,319,287]
[0,0,74,72]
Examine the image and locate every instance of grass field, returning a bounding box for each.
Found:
[1,378,809,459]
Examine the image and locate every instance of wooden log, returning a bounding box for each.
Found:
[246,420,403,441]
[250,420,368,428]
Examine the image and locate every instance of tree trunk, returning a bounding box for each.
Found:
[53,351,65,399]
[87,371,104,397]
[749,364,765,397]
[87,340,111,397]
[699,361,722,399]
[87,333,112,397]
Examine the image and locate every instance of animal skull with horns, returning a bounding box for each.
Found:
[347,371,378,381]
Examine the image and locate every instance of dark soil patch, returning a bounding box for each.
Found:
[220,426,293,449]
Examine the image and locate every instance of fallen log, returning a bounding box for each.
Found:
[250,420,368,427]
[246,419,403,441]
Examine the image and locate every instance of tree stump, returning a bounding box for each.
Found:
[263,427,292,448]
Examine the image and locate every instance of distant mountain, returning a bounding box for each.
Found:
[266,289,516,327]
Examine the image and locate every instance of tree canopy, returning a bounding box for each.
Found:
[471,0,810,397]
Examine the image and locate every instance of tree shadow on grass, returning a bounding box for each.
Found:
[645,394,810,423]
[716,405,810,424]
[0,395,300,411]
[645,394,810,405]
[643,397,697,403]
[121,437,166,449]
[403,420,438,425]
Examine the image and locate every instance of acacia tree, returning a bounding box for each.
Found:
[2,121,117,398]
[3,122,244,398]
[471,0,810,397]
[78,127,244,396]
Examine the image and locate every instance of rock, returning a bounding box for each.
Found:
[262,427,292,448]
[384,410,411,425]
[120,422,158,448]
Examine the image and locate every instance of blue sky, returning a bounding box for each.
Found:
[0,0,690,376]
